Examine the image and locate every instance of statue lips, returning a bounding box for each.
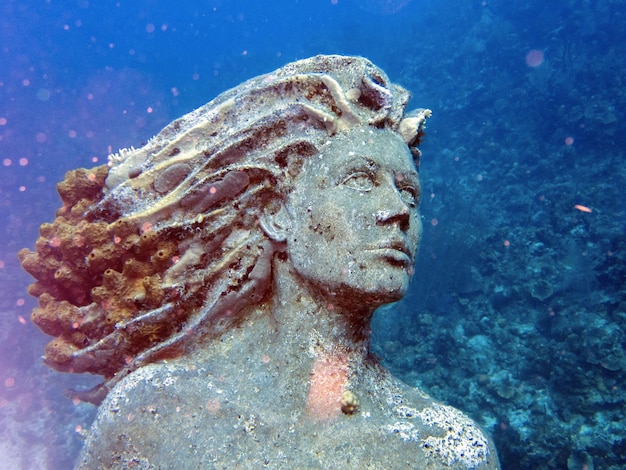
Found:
[369,238,414,266]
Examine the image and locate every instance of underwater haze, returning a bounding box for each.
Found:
[1,0,625,468]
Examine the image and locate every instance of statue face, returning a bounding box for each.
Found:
[284,127,422,307]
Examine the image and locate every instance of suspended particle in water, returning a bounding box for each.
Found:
[525,49,544,67]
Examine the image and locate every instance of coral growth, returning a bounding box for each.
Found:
[18,166,183,379]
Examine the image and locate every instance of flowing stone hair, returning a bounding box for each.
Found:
[19,55,430,403]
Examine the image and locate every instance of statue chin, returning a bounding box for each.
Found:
[281,259,415,317]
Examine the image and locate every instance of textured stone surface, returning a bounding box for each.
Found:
[20,55,498,468]
[76,309,497,469]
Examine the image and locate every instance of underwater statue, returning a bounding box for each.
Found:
[20,55,499,469]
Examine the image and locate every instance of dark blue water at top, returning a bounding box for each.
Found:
[1,1,624,468]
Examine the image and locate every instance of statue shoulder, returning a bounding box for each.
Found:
[363,371,500,469]
[76,361,499,469]
[75,361,208,469]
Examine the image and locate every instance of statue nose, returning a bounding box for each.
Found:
[374,177,413,231]
[375,204,410,231]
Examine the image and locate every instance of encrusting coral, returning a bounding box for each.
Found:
[19,55,431,405]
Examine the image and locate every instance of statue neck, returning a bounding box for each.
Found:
[260,259,377,419]
[270,257,375,355]
[192,257,382,421]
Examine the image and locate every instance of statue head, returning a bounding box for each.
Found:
[19,55,430,400]
[266,126,422,312]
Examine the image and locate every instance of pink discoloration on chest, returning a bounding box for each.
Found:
[305,352,349,420]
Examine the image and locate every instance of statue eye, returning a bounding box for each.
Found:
[398,185,420,207]
[342,171,375,192]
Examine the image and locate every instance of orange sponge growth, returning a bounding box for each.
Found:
[18,165,182,378]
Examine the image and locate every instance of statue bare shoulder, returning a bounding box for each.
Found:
[77,331,498,470]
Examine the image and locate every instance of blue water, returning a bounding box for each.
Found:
[1,1,624,468]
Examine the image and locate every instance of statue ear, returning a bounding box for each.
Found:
[259,203,292,243]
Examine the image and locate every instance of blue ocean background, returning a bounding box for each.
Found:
[1,1,624,468]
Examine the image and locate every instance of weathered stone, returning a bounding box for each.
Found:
[20,55,499,469]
